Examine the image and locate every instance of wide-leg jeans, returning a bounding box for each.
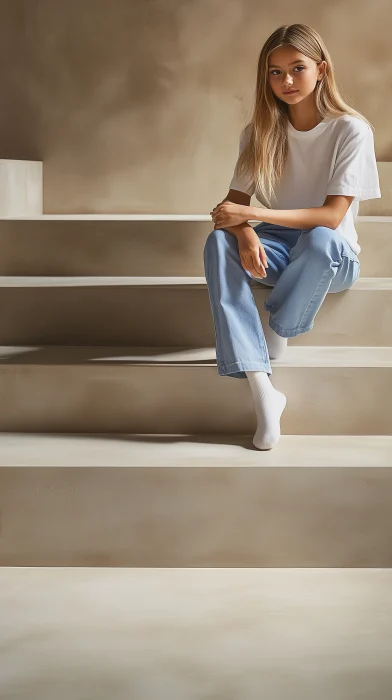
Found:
[203,222,361,379]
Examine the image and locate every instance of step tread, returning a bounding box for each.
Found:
[0,214,391,221]
[0,276,391,288]
[1,433,391,466]
[0,345,392,366]
[0,158,42,165]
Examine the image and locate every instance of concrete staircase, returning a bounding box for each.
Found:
[1,160,392,699]
[0,202,391,566]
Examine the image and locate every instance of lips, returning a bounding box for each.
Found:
[283,90,298,94]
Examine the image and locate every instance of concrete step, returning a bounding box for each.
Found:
[0,160,43,216]
[1,439,392,566]
[356,217,392,276]
[1,568,391,698]
[1,432,391,466]
[0,276,390,346]
[0,215,390,277]
[0,345,391,434]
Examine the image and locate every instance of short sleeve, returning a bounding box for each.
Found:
[228,126,256,196]
[326,122,381,201]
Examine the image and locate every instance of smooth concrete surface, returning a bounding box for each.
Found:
[0,0,390,213]
[1,462,392,566]
[1,433,392,467]
[0,568,392,699]
[1,277,392,288]
[0,160,42,216]
[0,217,390,279]
[0,346,391,434]
[0,277,391,347]
[0,214,390,221]
[356,219,392,277]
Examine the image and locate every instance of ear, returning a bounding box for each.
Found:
[318,60,327,80]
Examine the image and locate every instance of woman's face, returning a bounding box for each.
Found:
[267,45,323,103]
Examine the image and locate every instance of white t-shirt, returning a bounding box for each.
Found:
[229,114,381,255]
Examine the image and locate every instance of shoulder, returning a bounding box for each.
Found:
[333,114,372,140]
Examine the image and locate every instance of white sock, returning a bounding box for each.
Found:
[263,319,288,360]
[245,370,287,450]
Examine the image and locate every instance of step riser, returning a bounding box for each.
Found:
[0,161,43,216]
[1,286,391,346]
[1,467,392,566]
[0,365,391,434]
[0,220,390,276]
[356,224,392,276]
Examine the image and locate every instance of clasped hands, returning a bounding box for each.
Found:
[210,202,252,228]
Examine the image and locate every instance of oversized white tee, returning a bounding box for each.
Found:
[229,114,381,255]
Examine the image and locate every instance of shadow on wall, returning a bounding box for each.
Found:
[0,0,178,162]
[0,0,388,212]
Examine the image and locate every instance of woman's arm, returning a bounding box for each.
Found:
[216,189,255,238]
[248,205,336,229]
[249,195,355,230]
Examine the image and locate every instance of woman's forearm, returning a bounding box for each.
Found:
[221,223,254,239]
[248,205,336,230]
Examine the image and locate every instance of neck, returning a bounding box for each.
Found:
[288,95,322,131]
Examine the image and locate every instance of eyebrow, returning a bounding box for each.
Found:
[268,59,306,68]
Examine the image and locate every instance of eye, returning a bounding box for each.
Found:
[269,66,305,75]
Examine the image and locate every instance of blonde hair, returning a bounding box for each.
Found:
[235,23,373,208]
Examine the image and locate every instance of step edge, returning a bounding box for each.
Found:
[1,214,392,222]
[0,345,392,368]
[0,276,391,288]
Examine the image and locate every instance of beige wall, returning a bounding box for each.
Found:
[0,0,390,214]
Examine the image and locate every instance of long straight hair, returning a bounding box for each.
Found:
[235,23,373,208]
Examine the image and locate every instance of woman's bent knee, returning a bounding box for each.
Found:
[306,226,340,249]
[291,226,342,262]
[204,227,236,254]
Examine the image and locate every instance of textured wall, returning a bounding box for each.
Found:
[0,0,390,213]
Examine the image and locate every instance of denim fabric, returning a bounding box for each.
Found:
[203,222,360,379]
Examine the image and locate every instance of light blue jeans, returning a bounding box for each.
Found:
[203,222,361,379]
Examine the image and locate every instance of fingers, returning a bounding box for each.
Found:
[260,249,269,269]
[240,253,266,278]
[252,254,267,278]
[210,203,222,216]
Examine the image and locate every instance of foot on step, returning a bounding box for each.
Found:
[245,370,287,450]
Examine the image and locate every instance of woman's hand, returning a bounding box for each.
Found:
[210,202,251,228]
[237,228,268,279]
